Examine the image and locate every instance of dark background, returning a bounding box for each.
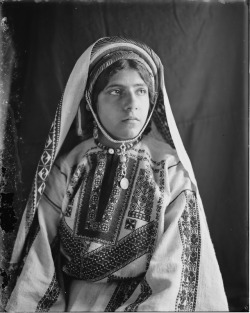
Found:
[0,1,248,311]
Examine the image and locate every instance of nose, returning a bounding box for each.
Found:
[123,90,138,111]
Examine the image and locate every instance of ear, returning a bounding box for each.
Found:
[76,98,93,139]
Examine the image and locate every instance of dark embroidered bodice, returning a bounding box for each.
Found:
[58,149,166,282]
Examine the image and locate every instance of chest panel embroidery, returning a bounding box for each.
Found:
[74,152,139,245]
[60,149,167,282]
[128,167,156,222]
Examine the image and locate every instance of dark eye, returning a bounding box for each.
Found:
[110,89,121,96]
[137,88,147,95]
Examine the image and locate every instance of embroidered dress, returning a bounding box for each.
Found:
[5,37,228,312]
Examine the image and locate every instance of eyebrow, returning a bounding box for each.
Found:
[105,83,148,89]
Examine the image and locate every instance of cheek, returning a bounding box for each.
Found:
[96,99,107,121]
[97,103,115,126]
[141,100,150,119]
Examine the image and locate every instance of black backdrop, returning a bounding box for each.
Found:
[0,1,248,311]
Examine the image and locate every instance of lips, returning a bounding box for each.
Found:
[122,116,140,121]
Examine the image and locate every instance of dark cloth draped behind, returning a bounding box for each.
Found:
[1,1,248,311]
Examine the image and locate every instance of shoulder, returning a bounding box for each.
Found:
[140,136,193,194]
[141,135,180,167]
[55,137,96,172]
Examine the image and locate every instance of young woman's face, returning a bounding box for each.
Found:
[96,69,150,140]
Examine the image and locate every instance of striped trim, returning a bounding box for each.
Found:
[91,37,158,76]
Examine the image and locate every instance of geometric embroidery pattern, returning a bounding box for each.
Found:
[175,191,201,311]
[64,202,73,217]
[125,218,137,230]
[26,103,62,231]
[66,164,86,199]
[124,278,152,311]
[61,221,157,281]
[74,154,138,245]
[105,279,141,312]
[58,149,167,287]
[128,167,155,222]
[36,272,61,312]
[85,152,110,232]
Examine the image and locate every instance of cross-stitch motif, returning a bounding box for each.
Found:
[26,103,62,230]
[105,278,141,312]
[175,191,201,311]
[61,221,157,281]
[128,167,155,222]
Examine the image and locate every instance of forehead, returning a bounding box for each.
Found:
[106,69,147,86]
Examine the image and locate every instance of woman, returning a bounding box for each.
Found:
[5,37,228,311]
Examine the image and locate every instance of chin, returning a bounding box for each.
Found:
[117,130,141,140]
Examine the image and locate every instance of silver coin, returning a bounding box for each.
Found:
[120,177,129,190]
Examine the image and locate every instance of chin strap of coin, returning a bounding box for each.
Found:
[93,120,141,190]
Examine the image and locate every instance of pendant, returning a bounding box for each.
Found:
[120,155,127,163]
[120,177,129,190]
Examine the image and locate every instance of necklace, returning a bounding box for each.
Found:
[94,136,142,190]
